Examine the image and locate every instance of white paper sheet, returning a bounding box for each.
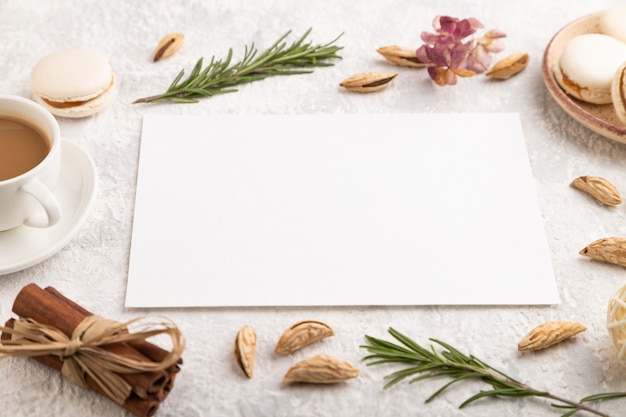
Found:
[126,113,559,307]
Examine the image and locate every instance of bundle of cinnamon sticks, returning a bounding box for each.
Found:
[0,283,183,417]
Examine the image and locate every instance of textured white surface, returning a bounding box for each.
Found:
[2,1,626,416]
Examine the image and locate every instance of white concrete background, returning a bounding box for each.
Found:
[2,1,626,416]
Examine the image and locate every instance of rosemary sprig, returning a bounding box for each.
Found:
[133,28,343,104]
[361,328,626,417]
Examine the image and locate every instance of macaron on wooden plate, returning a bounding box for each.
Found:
[542,12,626,144]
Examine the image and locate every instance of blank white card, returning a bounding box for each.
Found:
[126,113,559,307]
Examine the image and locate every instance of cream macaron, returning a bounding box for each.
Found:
[554,33,626,104]
[612,61,626,124]
[31,48,116,118]
[600,4,626,44]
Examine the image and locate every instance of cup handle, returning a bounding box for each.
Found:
[20,179,62,228]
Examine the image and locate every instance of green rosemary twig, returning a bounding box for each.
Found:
[133,28,343,104]
[361,328,626,417]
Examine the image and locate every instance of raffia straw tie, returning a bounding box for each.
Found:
[0,315,185,405]
[64,338,82,357]
[608,284,626,360]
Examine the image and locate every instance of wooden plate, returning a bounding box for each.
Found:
[542,12,626,144]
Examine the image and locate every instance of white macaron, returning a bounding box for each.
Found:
[554,33,626,104]
[612,61,626,124]
[31,48,116,118]
[600,4,626,44]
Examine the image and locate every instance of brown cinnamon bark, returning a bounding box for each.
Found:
[2,318,160,417]
[42,285,180,401]
[44,286,181,370]
[10,284,170,398]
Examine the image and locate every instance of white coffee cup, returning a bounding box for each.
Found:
[0,94,62,231]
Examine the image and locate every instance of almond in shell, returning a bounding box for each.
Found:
[570,176,622,206]
[234,325,256,378]
[339,72,398,93]
[283,354,359,384]
[486,52,529,80]
[153,33,184,62]
[376,45,428,68]
[580,237,626,267]
[275,320,334,355]
[518,321,586,351]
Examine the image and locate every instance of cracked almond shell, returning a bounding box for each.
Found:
[376,45,428,68]
[275,320,334,355]
[339,72,398,92]
[518,321,586,351]
[571,175,622,206]
[486,52,529,80]
[282,354,359,384]
[580,237,626,267]
[234,325,256,378]
[153,33,184,62]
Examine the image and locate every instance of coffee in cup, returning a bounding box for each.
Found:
[0,116,50,181]
[0,94,62,231]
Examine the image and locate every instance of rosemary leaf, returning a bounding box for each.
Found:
[581,393,626,403]
[134,28,343,104]
[361,328,626,417]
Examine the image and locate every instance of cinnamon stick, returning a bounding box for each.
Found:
[44,286,181,370]
[10,284,170,398]
[2,319,160,417]
[42,285,180,401]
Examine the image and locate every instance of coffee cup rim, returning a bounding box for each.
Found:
[0,94,61,184]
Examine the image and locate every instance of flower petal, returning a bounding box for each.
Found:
[416,15,506,86]
[466,47,489,72]
[415,45,432,63]
[442,68,458,85]
[466,17,484,29]
[451,68,476,78]
[485,39,506,53]
[437,16,459,33]
[484,29,506,39]
[449,42,472,68]
[453,19,478,40]
[427,66,438,82]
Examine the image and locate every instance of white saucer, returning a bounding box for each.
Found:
[0,140,98,275]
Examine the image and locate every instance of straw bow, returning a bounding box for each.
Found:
[0,315,185,405]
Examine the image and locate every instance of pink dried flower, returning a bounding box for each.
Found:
[416,16,506,86]
[467,29,507,72]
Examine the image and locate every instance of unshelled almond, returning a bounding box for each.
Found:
[275,320,334,355]
[282,354,359,384]
[579,237,626,267]
[570,176,622,206]
[234,325,256,378]
[518,321,586,351]
[153,33,184,62]
[376,45,428,68]
[485,52,529,80]
[339,72,398,93]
